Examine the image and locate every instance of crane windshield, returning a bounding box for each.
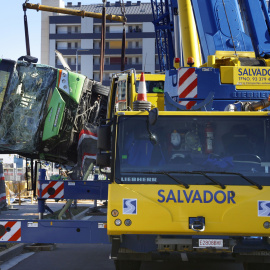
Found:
[115,115,270,186]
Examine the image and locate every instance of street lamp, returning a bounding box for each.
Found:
[76,49,90,73]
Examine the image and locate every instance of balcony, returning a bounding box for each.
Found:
[93,64,142,71]
[56,48,143,56]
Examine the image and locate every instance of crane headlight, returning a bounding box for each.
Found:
[263,221,270,229]
[111,209,119,217]
[115,219,122,226]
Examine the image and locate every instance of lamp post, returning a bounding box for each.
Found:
[76,49,90,73]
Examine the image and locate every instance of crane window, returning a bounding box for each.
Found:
[115,115,270,186]
[135,80,164,93]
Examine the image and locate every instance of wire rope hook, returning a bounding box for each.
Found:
[20,0,38,63]
[23,0,31,56]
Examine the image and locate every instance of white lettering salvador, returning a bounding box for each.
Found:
[157,189,236,204]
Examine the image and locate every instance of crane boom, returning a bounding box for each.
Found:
[25,3,126,22]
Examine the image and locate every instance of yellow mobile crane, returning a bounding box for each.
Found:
[97,0,270,269]
[3,1,270,270]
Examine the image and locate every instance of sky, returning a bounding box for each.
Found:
[0,0,118,63]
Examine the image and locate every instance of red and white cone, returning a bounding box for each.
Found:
[137,72,147,101]
[133,72,152,111]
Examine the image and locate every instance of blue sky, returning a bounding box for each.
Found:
[0,0,116,63]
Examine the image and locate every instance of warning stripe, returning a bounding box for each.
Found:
[178,68,198,109]
[41,181,57,198]
[178,68,197,91]
[41,181,64,199]
[179,78,198,98]
[180,95,198,109]
[8,228,21,242]
[186,99,197,110]
[0,221,21,242]
[178,68,195,87]
[49,182,64,199]
[4,221,16,230]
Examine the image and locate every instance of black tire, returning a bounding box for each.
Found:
[92,82,110,96]
[114,260,141,270]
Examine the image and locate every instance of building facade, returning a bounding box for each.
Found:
[41,0,158,86]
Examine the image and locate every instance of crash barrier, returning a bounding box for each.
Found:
[0,163,7,209]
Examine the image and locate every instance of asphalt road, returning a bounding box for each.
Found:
[1,243,244,270]
[0,202,244,270]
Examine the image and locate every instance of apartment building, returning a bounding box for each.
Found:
[41,0,158,85]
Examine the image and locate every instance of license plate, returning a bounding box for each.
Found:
[198,239,223,248]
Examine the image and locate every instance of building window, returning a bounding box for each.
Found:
[110,57,127,65]
[135,41,139,48]
[136,57,139,64]
[106,26,110,33]
[110,57,121,65]
[68,26,72,34]
[94,73,100,81]
[106,42,110,49]
[94,26,102,33]
[68,43,71,49]
[75,42,78,48]
[128,41,133,49]
[136,25,141,32]
[128,25,142,33]
[128,58,132,64]
[105,57,110,65]
[75,26,78,33]
[94,41,101,49]
[94,56,100,65]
